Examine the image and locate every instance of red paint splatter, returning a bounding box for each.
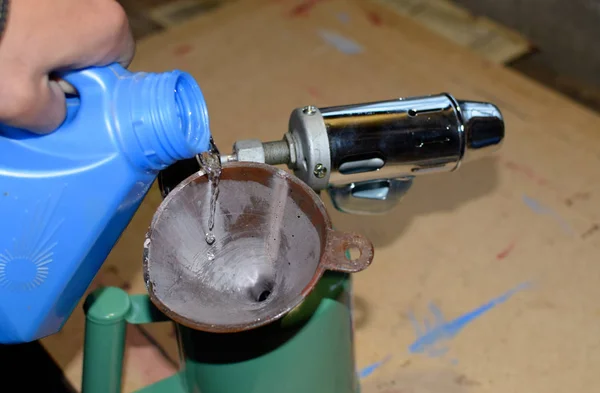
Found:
[502,159,555,189]
[306,86,322,99]
[173,44,193,57]
[503,160,536,179]
[289,0,325,17]
[496,241,516,260]
[366,11,383,26]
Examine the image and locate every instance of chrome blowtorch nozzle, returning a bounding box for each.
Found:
[227,93,504,214]
[456,99,504,163]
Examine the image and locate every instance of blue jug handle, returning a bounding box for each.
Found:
[58,63,129,97]
[54,63,130,126]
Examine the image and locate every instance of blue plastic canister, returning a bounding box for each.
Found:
[0,63,211,343]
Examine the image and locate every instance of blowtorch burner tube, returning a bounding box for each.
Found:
[319,93,504,185]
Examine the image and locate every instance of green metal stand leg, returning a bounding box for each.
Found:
[82,286,175,393]
[82,287,131,393]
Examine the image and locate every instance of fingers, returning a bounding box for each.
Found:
[52,76,78,96]
[115,23,136,68]
[1,76,67,134]
[64,0,136,69]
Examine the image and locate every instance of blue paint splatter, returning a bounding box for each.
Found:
[522,195,550,214]
[318,29,363,54]
[408,282,531,358]
[358,355,391,379]
[336,12,350,24]
[522,194,573,234]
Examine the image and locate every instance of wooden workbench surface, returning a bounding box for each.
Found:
[42,1,600,391]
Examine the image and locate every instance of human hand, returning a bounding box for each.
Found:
[0,0,135,133]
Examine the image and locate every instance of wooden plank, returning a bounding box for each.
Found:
[42,0,600,392]
[126,0,533,64]
[372,0,533,64]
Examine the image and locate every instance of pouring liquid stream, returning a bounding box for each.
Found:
[197,138,222,249]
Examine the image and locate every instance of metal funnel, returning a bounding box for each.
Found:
[143,161,374,333]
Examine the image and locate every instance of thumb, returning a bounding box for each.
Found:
[3,77,67,134]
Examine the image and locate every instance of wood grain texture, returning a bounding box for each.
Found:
[42,0,600,392]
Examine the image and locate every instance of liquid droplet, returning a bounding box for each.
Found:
[205,232,215,245]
